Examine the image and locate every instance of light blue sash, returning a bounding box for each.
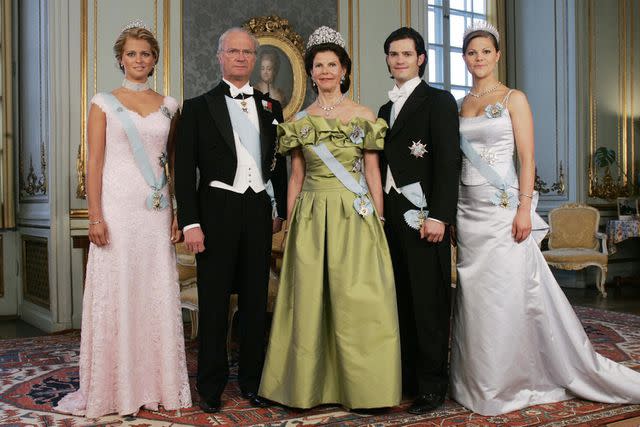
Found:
[310,143,373,217]
[102,93,168,210]
[389,103,429,229]
[460,134,519,209]
[225,96,277,215]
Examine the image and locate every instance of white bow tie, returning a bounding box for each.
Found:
[388,86,408,103]
[229,84,254,98]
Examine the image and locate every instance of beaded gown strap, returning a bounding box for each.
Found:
[502,89,515,107]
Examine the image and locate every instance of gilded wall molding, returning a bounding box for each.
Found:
[587,0,636,200]
[1,0,15,227]
[19,141,47,199]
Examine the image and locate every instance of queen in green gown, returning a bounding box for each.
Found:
[259,26,401,410]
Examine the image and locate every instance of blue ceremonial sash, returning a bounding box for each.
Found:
[225,96,277,215]
[102,93,169,210]
[310,143,373,217]
[389,103,429,229]
[460,134,519,209]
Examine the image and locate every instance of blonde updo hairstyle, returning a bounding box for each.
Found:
[113,27,159,76]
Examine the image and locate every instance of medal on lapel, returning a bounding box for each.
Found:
[409,140,427,158]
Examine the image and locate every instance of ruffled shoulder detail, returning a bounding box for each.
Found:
[276,115,388,154]
[90,92,111,114]
[163,96,180,116]
[358,117,388,151]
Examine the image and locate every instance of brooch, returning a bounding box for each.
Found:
[349,125,364,145]
[152,190,163,210]
[300,125,311,139]
[484,102,505,119]
[479,147,497,165]
[160,105,174,119]
[116,106,124,112]
[409,140,427,158]
[354,195,373,217]
[404,209,429,230]
[491,189,518,209]
[262,99,273,113]
[352,157,363,173]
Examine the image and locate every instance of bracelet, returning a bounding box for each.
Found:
[519,193,533,199]
[88,219,103,225]
[379,216,386,222]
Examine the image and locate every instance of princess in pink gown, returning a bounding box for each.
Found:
[54,23,191,418]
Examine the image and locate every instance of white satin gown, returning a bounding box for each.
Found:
[450,91,640,416]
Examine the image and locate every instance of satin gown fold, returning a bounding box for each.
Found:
[259,115,402,409]
[54,93,192,418]
[450,105,640,416]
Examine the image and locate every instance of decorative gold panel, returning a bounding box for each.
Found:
[22,236,50,309]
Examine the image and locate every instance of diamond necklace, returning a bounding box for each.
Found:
[317,94,345,117]
[122,78,150,92]
[468,81,502,98]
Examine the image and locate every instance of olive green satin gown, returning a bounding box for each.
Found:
[259,115,401,409]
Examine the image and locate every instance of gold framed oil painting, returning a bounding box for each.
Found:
[243,15,306,121]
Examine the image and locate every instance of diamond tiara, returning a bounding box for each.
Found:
[120,19,153,34]
[463,21,500,44]
[306,26,346,49]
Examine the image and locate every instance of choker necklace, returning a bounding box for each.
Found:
[122,78,150,92]
[317,94,345,117]
[468,81,502,98]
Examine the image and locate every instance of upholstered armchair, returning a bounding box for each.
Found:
[176,242,199,339]
[542,204,608,297]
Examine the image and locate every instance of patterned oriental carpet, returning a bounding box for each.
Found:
[1,306,639,427]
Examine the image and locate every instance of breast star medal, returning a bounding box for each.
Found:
[409,140,427,158]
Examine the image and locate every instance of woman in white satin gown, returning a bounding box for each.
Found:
[450,24,640,416]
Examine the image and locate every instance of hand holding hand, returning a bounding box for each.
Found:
[170,215,182,243]
[420,219,445,242]
[184,227,205,253]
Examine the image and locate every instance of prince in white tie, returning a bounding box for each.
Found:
[377,27,461,415]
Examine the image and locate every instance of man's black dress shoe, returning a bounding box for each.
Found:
[241,391,270,408]
[407,393,444,414]
[198,397,221,413]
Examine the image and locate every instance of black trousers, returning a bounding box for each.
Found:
[195,187,272,400]
[384,190,452,396]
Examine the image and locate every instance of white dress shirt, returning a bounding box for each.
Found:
[385,76,422,194]
[184,79,265,232]
[385,76,445,225]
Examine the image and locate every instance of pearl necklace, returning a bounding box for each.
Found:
[122,78,150,92]
[317,94,345,117]
[468,81,502,98]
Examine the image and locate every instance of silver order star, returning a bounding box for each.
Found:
[408,140,427,158]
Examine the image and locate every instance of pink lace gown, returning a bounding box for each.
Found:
[55,93,192,418]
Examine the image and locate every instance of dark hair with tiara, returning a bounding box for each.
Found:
[304,43,352,94]
[462,30,500,54]
[383,27,427,78]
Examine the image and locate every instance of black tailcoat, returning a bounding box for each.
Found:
[378,80,460,396]
[174,81,287,400]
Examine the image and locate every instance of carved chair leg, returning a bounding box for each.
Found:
[190,310,199,340]
[597,266,608,298]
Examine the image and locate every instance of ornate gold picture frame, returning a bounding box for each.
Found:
[243,16,306,121]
